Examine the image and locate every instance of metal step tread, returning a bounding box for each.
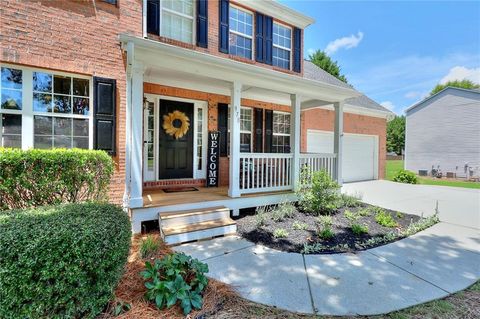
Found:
[159,206,229,220]
[162,217,236,236]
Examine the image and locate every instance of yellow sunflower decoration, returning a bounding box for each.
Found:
[162,110,190,139]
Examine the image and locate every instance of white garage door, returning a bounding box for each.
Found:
[306,130,378,182]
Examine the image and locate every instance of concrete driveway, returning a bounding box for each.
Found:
[342,180,480,229]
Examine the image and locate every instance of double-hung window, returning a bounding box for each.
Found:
[272,111,291,153]
[227,106,253,152]
[161,0,194,44]
[0,67,23,147]
[229,6,253,59]
[272,23,292,70]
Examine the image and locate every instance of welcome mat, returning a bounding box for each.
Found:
[162,187,199,193]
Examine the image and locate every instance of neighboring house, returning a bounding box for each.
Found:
[0,0,390,242]
[405,87,480,179]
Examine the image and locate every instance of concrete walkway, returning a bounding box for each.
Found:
[175,181,480,316]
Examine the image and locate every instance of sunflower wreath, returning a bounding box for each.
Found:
[162,110,190,139]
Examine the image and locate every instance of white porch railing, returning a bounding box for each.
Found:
[300,153,337,181]
[239,153,293,194]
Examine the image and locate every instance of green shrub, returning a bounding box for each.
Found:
[344,209,359,221]
[273,228,289,238]
[0,148,114,210]
[141,252,209,315]
[0,203,131,319]
[375,210,398,228]
[316,215,333,227]
[292,221,308,230]
[357,208,371,217]
[255,205,270,227]
[297,169,340,215]
[393,170,418,184]
[318,226,335,240]
[140,235,160,258]
[351,223,369,235]
[338,193,362,207]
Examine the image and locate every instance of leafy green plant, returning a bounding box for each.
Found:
[393,170,418,184]
[111,300,131,316]
[318,226,335,240]
[292,221,308,230]
[316,215,333,227]
[255,205,270,227]
[297,169,340,215]
[0,148,114,210]
[375,210,397,228]
[344,209,359,221]
[338,193,362,208]
[302,243,325,254]
[396,212,404,219]
[140,235,160,258]
[271,201,296,222]
[402,214,439,236]
[273,228,289,238]
[351,223,369,235]
[0,203,131,318]
[141,252,209,315]
[357,208,371,217]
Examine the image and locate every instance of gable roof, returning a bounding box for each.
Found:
[303,60,393,115]
[405,86,480,113]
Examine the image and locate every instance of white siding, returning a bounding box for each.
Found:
[405,89,480,178]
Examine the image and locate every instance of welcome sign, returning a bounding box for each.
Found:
[207,131,220,187]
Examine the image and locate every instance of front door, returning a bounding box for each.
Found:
[158,99,194,179]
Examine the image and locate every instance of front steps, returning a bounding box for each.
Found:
[159,206,237,245]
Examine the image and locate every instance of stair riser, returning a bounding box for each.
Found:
[164,224,237,245]
[160,210,230,228]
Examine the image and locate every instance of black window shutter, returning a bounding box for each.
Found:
[255,13,264,63]
[254,108,263,152]
[147,0,160,35]
[264,109,273,153]
[293,27,302,72]
[196,0,208,48]
[93,77,116,155]
[264,16,273,65]
[218,103,228,156]
[219,0,229,53]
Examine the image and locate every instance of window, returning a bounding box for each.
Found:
[229,6,253,59]
[272,112,290,153]
[272,23,292,70]
[0,64,92,150]
[228,107,252,152]
[161,0,194,43]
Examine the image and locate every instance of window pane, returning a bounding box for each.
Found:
[1,114,22,148]
[229,33,252,59]
[1,67,22,89]
[54,75,71,95]
[73,97,89,115]
[54,135,71,148]
[73,119,89,136]
[54,95,71,113]
[54,117,72,136]
[34,116,52,135]
[33,72,52,92]
[34,136,52,149]
[73,137,89,149]
[1,89,22,110]
[2,135,21,148]
[73,78,89,96]
[240,133,251,152]
[33,93,52,112]
[161,11,193,43]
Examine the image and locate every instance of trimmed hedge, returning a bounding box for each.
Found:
[0,203,131,318]
[0,148,114,210]
[393,169,418,184]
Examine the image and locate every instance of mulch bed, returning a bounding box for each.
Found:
[235,203,421,254]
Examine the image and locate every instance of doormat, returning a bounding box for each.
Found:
[162,187,199,193]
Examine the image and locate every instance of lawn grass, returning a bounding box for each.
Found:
[385,160,480,189]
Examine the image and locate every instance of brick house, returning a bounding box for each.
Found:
[0,0,392,242]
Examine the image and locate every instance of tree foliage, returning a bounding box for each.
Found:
[387,116,405,155]
[430,79,480,96]
[308,50,349,83]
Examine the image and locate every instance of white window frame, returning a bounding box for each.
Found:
[272,110,291,153]
[0,63,93,150]
[272,21,292,70]
[229,4,254,60]
[228,105,253,153]
[158,0,196,44]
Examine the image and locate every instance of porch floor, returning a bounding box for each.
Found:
[142,186,293,208]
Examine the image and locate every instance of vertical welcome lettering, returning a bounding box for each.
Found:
[207,131,220,187]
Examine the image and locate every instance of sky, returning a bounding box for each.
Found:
[281,0,480,115]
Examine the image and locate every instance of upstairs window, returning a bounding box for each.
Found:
[161,0,194,43]
[229,6,253,59]
[272,23,292,70]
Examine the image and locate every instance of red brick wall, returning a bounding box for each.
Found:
[0,0,143,204]
[301,108,387,179]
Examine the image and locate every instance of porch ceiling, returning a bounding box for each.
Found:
[121,34,361,104]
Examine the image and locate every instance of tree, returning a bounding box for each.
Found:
[308,50,349,83]
[430,79,480,96]
[387,116,405,155]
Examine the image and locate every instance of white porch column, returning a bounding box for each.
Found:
[291,94,301,191]
[334,101,344,185]
[129,61,145,208]
[228,81,242,198]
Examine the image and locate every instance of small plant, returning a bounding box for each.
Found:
[402,214,439,236]
[140,235,160,258]
[276,201,296,218]
[141,252,209,315]
[396,212,404,219]
[318,226,335,240]
[357,208,371,217]
[393,170,418,184]
[302,243,325,254]
[351,223,369,235]
[338,193,362,208]
[273,228,289,238]
[297,169,340,215]
[375,210,397,228]
[316,215,333,227]
[255,206,270,227]
[344,209,359,221]
[111,300,131,316]
[292,221,308,230]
